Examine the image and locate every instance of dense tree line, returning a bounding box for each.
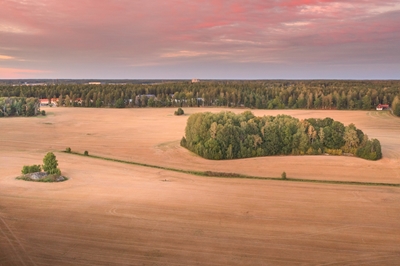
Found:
[181,111,382,161]
[0,97,40,117]
[0,80,399,111]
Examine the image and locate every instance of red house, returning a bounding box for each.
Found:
[376,104,389,110]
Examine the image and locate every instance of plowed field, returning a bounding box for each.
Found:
[1,107,400,265]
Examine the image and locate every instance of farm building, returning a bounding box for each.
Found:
[376,104,389,110]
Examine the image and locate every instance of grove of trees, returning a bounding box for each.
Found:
[0,97,40,117]
[181,111,382,161]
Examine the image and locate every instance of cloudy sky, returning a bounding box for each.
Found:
[1,0,400,79]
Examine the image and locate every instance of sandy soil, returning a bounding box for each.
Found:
[1,107,400,265]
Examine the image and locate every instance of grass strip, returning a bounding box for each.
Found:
[64,151,400,187]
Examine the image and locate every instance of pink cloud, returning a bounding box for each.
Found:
[0,67,49,79]
[0,0,399,78]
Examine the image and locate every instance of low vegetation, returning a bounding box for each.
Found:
[281,172,287,180]
[17,152,66,182]
[21,164,41,174]
[174,107,184,116]
[181,111,382,160]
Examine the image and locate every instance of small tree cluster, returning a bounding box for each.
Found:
[84,150,89,156]
[65,147,71,153]
[174,107,184,116]
[21,165,41,174]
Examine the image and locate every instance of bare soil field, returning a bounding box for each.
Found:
[1,107,400,265]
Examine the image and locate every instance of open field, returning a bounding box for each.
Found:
[1,107,400,265]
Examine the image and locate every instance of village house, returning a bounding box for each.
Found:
[376,104,389,111]
[40,98,58,107]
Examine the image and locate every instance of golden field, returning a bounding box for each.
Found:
[1,107,400,265]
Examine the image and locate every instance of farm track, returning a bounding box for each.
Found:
[1,107,400,265]
[65,151,400,188]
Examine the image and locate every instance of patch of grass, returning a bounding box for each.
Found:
[63,151,400,188]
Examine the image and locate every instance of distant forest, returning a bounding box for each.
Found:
[181,111,382,161]
[0,80,399,114]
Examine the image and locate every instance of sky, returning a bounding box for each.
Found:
[0,0,400,79]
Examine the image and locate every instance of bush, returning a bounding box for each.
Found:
[394,103,400,117]
[84,150,89,156]
[174,107,184,116]
[41,110,46,116]
[281,171,287,180]
[356,138,382,160]
[115,98,125,108]
[66,147,71,153]
[21,165,41,174]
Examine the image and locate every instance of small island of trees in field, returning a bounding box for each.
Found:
[17,152,66,182]
[181,111,382,161]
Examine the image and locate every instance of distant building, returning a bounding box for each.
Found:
[40,98,58,107]
[24,82,46,86]
[88,82,102,85]
[40,99,49,106]
[376,104,389,110]
[191,79,200,83]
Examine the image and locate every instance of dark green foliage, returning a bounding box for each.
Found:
[1,80,399,111]
[21,165,41,174]
[174,107,184,115]
[0,97,40,117]
[356,138,383,160]
[66,147,71,153]
[181,111,382,161]
[84,150,89,156]
[394,103,400,117]
[41,110,46,116]
[43,152,61,175]
[115,98,125,108]
[281,172,287,180]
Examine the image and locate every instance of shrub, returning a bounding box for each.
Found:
[41,110,46,116]
[84,150,89,156]
[281,171,287,180]
[66,147,71,153]
[394,103,400,117]
[21,165,41,174]
[174,107,184,116]
[356,139,382,160]
[115,98,125,108]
